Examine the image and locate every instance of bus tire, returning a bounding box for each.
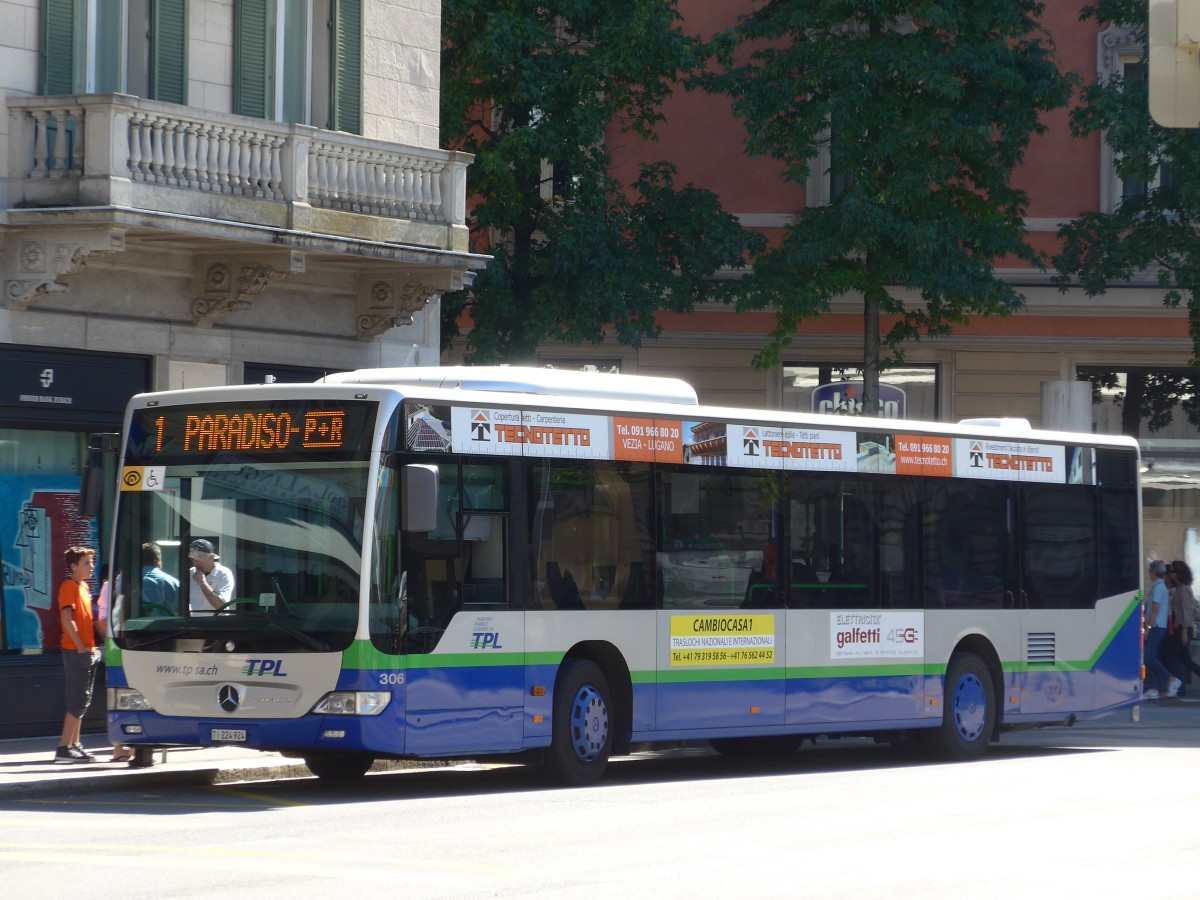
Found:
[304,752,374,782]
[919,651,995,761]
[545,659,612,787]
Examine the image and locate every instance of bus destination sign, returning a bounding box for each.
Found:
[125,401,375,464]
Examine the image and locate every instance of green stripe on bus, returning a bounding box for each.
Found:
[342,641,564,670]
[342,593,1139,679]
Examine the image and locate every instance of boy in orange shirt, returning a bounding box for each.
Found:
[55,547,102,764]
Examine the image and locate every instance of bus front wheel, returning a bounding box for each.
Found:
[919,651,995,761]
[545,659,612,787]
[304,752,374,782]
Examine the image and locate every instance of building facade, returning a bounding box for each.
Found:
[449,3,1200,576]
[0,0,481,736]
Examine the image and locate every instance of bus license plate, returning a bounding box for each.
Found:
[211,728,247,742]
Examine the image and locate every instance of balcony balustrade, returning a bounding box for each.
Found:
[4,94,479,336]
[7,94,469,251]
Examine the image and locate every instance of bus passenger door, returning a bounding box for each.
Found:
[1017,476,1098,716]
[655,468,786,733]
[402,460,526,755]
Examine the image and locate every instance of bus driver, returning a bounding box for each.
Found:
[188,539,235,614]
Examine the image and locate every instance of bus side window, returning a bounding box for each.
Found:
[531,460,653,610]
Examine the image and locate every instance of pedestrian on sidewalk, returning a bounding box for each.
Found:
[1144,559,1176,700]
[54,547,102,764]
[1166,560,1200,697]
[96,564,133,763]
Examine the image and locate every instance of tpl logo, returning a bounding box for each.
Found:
[471,632,503,650]
[242,658,288,677]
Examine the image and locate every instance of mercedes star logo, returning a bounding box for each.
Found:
[217,684,242,713]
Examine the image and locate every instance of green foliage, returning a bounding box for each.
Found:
[705,0,1073,403]
[1053,2,1200,368]
[440,0,763,362]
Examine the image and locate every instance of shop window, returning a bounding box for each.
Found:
[1080,366,1200,568]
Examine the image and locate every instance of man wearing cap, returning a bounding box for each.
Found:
[188,539,235,614]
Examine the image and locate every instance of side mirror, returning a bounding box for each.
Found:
[79,465,104,519]
[401,464,439,532]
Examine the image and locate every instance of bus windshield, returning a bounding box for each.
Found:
[111,399,376,654]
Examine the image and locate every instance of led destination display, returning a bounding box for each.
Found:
[126,401,376,463]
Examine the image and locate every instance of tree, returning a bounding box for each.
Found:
[440,1,762,363]
[1053,0,1200,370]
[707,0,1074,411]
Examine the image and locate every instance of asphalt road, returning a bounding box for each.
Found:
[1,703,1195,899]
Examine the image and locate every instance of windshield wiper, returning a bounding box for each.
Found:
[261,617,328,651]
[126,627,205,649]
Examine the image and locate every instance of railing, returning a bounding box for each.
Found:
[7,94,468,229]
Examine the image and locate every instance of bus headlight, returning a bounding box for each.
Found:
[108,687,154,711]
[312,691,391,716]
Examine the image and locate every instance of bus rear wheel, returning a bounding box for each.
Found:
[304,752,374,782]
[919,651,995,761]
[545,659,612,787]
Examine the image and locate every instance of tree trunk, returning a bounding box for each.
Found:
[1121,370,1145,437]
[861,282,882,417]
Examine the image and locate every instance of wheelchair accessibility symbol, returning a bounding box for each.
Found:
[120,466,166,491]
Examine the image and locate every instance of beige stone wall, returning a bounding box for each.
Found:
[189,0,234,113]
[951,351,1062,427]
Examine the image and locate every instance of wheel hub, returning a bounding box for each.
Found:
[569,685,608,762]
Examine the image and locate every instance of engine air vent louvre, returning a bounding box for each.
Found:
[1027,632,1056,664]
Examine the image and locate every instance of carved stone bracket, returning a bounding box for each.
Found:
[355,277,441,340]
[191,251,305,327]
[5,228,126,310]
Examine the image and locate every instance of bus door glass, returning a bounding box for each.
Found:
[400,457,524,755]
[655,467,784,732]
[1017,449,1100,714]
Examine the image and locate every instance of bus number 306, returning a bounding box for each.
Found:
[378,672,405,686]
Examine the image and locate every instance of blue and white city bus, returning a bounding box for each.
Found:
[105,367,1144,784]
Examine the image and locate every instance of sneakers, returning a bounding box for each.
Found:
[52,744,97,764]
[1168,677,1183,698]
[1143,689,1161,700]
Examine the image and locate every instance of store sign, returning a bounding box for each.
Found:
[0,348,148,419]
[812,381,906,419]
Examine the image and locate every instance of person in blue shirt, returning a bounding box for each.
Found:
[1143,559,1177,699]
[141,542,181,616]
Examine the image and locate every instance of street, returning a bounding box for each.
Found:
[1,704,1195,899]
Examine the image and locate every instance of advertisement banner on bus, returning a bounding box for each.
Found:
[449,407,613,459]
[830,612,924,659]
[668,614,776,666]
[724,424,858,471]
[955,439,1066,483]
[895,434,954,477]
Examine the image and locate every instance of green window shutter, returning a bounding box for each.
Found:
[234,0,270,119]
[40,0,76,95]
[331,0,361,134]
[151,0,188,104]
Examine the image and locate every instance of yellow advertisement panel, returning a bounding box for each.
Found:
[668,614,775,666]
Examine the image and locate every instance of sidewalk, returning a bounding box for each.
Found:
[0,736,316,801]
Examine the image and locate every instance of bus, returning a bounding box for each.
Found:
[104,366,1144,784]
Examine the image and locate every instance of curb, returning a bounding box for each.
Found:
[0,766,221,801]
[0,757,454,802]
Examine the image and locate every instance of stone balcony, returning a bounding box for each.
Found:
[4,94,483,337]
